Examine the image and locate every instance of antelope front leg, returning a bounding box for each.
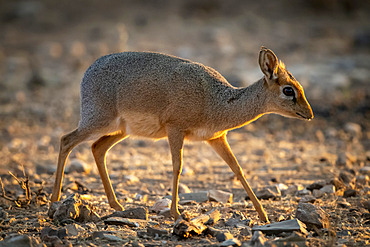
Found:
[208,134,269,223]
[167,127,185,221]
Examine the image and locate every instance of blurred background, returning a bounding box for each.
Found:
[0,0,369,174]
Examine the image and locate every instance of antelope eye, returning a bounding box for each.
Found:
[283,87,295,97]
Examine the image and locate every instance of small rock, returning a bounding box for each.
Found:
[123,174,140,183]
[250,231,267,247]
[66,159,90,174]
[146,227,169,237]
[92,232,123,242]
[158,208,172,217]
[343,189,357,198]
[255,185,281,200]
[41,235,63,246]
[359,167,370,176]
[356,175,369,186]
[273,231,307,246]
[344,122,362,138]
[181,167,194,176]
[1,234,40,247]
[205,226,222,236]
[65,223,84,237]
[216,231,234,242]
[48,194,99,222]
[297,188,311,196]
[300,195,316,203]
[36,164,55,175]
[151,198,171,213]
[312,189,325,198]
[40,226,68,240]
[296,203,330,229]
[337,198,351,208]
[277,183,288,191]
[220,238,241,246]
[282,184,304,197]
[336,153,353,168]
[102,207,148,220]
[166,191,210,203]
[178,183,192,194]
[252,219,307,235]
[240,226,252,236]
[307,180,326,191]
[104,217,140,227]
[320,185,335,194]
[132,241,145,247]
[209,190,233,203]
[173,209,220,238]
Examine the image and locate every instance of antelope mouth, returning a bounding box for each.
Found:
[296,112,312,120]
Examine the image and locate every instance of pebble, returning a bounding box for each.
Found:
[307,180,326,191]
[92,232,123,242]
[343,189,357,198]
[297,188,311,196]
[178,183,192,194]
[359,166,370,176]
[102,207,148,220]
[41,226,67,240]
[146,227,169,237]
[220,238,241,246]
[313,189,325,198]
[35,164,56,175]
[104,217,140,227]
[216,231,234,242]
[282,184,304,197]
[337,198,351,208]
[252,219,307,235]
[296,203,329,229]
[151,198,171,213]
[250,230,267,247]
[255,185,281,199]
[336,153,354,168]
[300,195,316,203]
[356,175,369,185]
[209,189,233,203]
[1,234,40,247]
[277,183,288,191]
[272,232,307,246]
[320,185,335,194]
[65,223,85,237]
[177,191,209,203]
[66,159,90,174]
[344,122,362,138]
[123,174,140,183]
[48,193,99,223]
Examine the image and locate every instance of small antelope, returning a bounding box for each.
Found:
[51,47,313,222]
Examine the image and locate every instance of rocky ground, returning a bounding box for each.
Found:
[0,0,369,246]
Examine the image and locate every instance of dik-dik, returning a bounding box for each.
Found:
[51,47,313,222]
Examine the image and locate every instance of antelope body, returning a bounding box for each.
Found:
[51,47,313,222]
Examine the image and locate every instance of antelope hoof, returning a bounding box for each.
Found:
[110,201,124,211]
[171,208,181,221]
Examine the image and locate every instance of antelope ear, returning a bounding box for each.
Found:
[259,47,278,80]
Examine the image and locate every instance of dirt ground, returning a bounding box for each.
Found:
[0,0,369,246]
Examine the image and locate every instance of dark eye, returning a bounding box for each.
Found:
[283,87,295,97]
